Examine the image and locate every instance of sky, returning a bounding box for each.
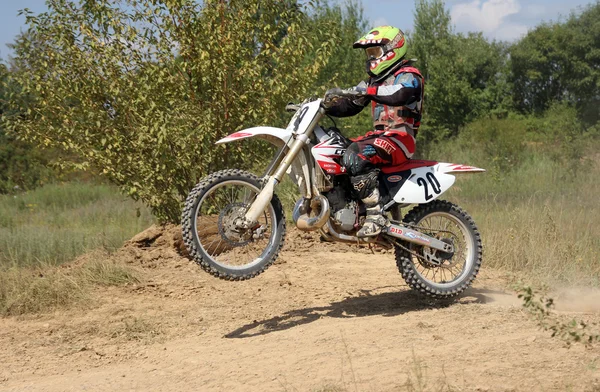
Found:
[0,0,596,60]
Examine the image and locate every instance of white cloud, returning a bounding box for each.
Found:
[451,0,527,40]
[492,23,528,41]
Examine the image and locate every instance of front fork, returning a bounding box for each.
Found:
[242,108,324,226]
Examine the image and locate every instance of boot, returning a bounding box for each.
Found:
[356,188,387,238]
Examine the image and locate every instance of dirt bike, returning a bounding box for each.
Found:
[181,96,484,298]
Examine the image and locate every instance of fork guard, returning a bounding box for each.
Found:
[384,223,454,253]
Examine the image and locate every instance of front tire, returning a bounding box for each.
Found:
[181,169,286,280]
[395,200,482,298]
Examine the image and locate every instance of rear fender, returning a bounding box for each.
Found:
[393,166,455,204]
[437,163,486,174]
[215,126,311,198]
[392,162,485,204]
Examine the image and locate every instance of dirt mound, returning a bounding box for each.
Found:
[118,224,386,269]
[121,225,388,265]
[114,224,188,268]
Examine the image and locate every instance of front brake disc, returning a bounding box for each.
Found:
[218,203,252,247]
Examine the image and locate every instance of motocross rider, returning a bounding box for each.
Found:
[323,26,424,238]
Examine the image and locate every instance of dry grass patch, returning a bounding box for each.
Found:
[108,316,165,342]
[313,386,347,392]
[0,260,141,317]
[401,350,462,392]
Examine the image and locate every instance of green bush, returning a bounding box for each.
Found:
[2,0,340,223]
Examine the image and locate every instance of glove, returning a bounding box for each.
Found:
[323,86,367,107]
[362,145,377,157]
[323,87,344,107]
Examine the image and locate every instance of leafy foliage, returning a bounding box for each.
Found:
[410,0,511,148]
[510,2,600,124]
[308,0,372,138]
[1,0,599,225]
[2,0,338,222]
[0,63,54,193]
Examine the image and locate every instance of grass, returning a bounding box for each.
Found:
[0,260,141,316]
[278,129,600,286]
[1,118,598,318]
[0,182,154,267]
[278,115,600,287]
[0,182,151,317]
[430,141,600,286]
[310,349,462,392]
[109,315,164,342]
[401,349,460,392]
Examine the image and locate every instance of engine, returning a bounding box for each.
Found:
[333,207,357,232]
[323,182,358,233]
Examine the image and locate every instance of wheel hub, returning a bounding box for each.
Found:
[218,203,253,246]
[218,203,267,246]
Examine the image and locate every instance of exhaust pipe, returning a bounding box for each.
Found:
[293,195,330,231]
[324,219,376,244]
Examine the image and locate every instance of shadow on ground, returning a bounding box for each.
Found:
[225,287,508,339]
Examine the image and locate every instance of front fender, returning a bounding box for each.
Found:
[216,126,292,148]
[215,126,311,198]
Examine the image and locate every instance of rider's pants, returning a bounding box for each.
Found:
[342,126,416,206]
[342,127,416,176]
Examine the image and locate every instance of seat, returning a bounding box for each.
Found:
[380,159,438,174]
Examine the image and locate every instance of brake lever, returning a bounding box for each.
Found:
[285,103,301,113]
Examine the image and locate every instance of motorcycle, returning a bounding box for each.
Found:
[181,96,484,298]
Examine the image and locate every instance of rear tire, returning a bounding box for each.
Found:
[181,169,286,280]
[394,200,482,298]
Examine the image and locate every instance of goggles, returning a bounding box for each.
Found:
[365,46,384,60]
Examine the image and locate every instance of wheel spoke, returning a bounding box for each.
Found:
[192,180,277,268]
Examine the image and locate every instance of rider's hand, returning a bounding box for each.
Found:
[323,87,344,107]
[323,85,368,109]
[350,85,367,94]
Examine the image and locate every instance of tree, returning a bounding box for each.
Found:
[510,1,600,124]
[0,63,54,193]
[311,1,368,90]
[410,0,454,82]
[309,0,372,138]
[409,0,510,148]
[2,0,338,222]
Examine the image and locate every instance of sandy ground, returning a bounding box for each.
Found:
[1,227,600,392]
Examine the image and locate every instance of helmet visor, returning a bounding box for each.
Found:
[365,46,384,60]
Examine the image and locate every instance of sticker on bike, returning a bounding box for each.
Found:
[416,172,442,201]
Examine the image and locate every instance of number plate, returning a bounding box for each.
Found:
[392,165,455,204]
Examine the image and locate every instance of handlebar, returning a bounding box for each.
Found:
[285,103,301,113]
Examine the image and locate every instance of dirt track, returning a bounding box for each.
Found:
[1,227,600,391]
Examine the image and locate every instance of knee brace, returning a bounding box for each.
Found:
[350,171,379,200]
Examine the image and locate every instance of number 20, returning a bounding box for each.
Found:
[416,172,442,201]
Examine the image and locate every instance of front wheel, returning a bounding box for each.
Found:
[181,169,286,280]
[394,200,482,298]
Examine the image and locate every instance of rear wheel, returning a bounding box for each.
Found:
[394,200,482,298]
[181,169,286,280]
